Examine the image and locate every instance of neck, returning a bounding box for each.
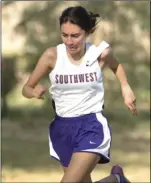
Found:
[67,44,86,62]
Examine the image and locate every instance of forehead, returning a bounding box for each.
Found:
[61,22,84,34]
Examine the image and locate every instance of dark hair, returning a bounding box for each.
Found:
[59,6,100,33]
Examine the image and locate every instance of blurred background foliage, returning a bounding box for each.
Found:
[2,1,150,182]
[2,1,150,120]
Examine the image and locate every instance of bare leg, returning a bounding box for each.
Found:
[94,165,131,183]
[63,167,92,183]
[63,166,117,183]
[61,152,99,182]
[61,154,129,183]
[94,175,118,183]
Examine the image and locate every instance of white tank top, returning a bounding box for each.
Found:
[49,41,109,117]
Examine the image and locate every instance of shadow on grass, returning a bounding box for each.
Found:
[2,106,150,172]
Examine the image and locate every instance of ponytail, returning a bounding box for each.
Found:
[88,12,100,33]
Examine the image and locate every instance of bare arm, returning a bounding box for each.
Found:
[99,47,137,115]
[22,47,56,99]
[99,47,128,86]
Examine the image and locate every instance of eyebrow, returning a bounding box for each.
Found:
[62,32,80,36]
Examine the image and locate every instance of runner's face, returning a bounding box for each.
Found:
[61,22,87,56]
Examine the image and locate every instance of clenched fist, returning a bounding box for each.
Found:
[32,84,47,99]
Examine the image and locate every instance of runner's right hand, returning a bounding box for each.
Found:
[32,84,47,99]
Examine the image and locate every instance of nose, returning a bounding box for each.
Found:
[66,37,73,45]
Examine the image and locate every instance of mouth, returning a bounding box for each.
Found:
[67,46,77,51]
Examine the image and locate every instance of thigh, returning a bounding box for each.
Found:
[61,152,99,182]
[49,120,73,167]
[63,167,92,183]
[74,112,111,164]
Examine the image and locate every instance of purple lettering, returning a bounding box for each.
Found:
[85,73,89,82]
[89,73,94,82]
[78,74,84,82]
[60,75,63,84]
[74,75,78,83]
[64,75,68,84]
[69,75,73,83]
[94,72,97,81]
[55,74,59,83]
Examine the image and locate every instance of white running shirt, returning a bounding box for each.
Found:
[49,41,110,117]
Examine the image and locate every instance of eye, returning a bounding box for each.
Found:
[62,34,68,37]
[72,34,79,38]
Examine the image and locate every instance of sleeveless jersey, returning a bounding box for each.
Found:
[49,41,109,117]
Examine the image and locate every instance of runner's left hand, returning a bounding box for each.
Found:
[121,84,137,115]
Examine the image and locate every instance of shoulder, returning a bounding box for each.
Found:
[97,42,113,68]
[44,47,57,60]
[43,47,57,69]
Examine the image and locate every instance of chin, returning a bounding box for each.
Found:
[68,49,78,55]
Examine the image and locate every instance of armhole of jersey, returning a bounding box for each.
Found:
[84,41,110,66]
[50,44,63,74]
[96,40,110,58]
[96,41,110,70]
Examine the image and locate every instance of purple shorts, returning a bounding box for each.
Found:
[48,112,112,167]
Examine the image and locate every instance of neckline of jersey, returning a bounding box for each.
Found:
[63,43,90,67]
